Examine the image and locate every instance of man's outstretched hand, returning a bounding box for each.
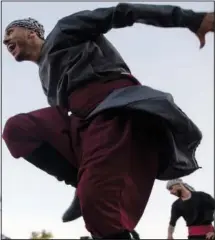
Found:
[196,13,214,49]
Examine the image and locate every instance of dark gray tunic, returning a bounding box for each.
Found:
[38,3,205,180]
[38,3,205,107]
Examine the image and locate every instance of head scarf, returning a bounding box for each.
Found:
[5,17,45,39]
[166,178,195,192]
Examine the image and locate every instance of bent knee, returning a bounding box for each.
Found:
[3,113,41,158]
[3,114,30,141]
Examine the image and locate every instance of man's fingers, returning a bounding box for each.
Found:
[205,12,214,32]
[197,34,206,49]
[206,233,215,240]
[200,37,205,49]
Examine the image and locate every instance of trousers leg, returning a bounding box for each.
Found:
[76,110,159,238]
[3,107,78,185]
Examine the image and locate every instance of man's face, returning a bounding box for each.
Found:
[169,184,182,197]
[3,26,33,62]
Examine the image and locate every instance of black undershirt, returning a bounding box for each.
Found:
[170,191,215,227]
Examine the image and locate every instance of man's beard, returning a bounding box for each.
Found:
[14,42,30,62]
[15,51,27,62]
[176,189,182,197]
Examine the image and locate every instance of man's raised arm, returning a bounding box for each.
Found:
[58,3,207,41]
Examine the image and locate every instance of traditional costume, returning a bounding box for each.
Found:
[167,179,215,239]
[3,4,205,238]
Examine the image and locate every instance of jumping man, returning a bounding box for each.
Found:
[3,3,214,239]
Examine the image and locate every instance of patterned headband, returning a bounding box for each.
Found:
[166,178,195,192]
[5,17,45,39]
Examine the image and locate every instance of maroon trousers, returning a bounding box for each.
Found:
[3,79,159,237]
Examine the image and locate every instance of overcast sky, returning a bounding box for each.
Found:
[2,2,214,239]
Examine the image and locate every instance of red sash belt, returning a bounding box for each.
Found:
[188,225,214,236]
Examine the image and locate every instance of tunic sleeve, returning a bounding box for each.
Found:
[42,85,48,96]
[169,202,181,227]
[58,3,206,42]
[201,192,215,209]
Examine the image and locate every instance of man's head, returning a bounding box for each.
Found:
[3,18,45,62]
[166,179,195,198]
